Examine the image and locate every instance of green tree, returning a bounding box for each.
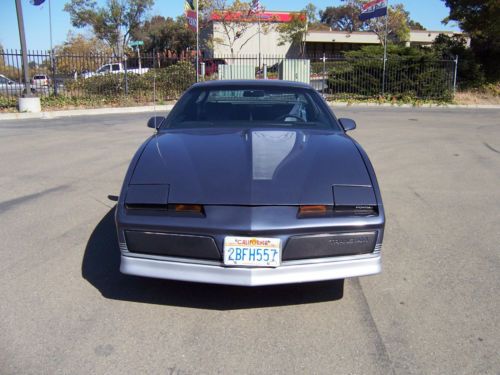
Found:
[442,0,500,81]
[0,43,5,68]
[132,16,196,55]
[408,20,425,31]
[432,33,484,88]
[277,13,307,56]
[0,42,21,80]
[304,3,318,24]
[320,1,422,45]
[53,33,112,74]
[320,1,364,32]
[368,4,411,46]
[64,0,154,57]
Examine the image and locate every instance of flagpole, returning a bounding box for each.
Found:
[196,0,199,82]
[48,0,53,52]
[258,15,261,69]
[382,0,389,96]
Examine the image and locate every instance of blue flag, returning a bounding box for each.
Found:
[30,0,46,5]
[359,0,387,21]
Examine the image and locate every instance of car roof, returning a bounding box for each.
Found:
[191,79,313,90]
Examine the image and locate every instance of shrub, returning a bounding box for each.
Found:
[0,95,17,110]
[147,61,196,99]
[326,45,455,100]
[64,61,196,101]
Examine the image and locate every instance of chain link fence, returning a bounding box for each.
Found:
[1,49,458,104]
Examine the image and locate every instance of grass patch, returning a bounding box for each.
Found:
[454,83,500,105]
[325,94,453,107]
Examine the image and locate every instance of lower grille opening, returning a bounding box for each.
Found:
[125,231,221,260]
[283,231,377,260]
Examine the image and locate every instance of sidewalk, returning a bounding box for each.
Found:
[0,104,175,121]
[1,102,499,121]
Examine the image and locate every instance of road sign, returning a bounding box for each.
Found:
[129,41,144,47]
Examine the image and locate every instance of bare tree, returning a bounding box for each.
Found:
[203,0,267,56]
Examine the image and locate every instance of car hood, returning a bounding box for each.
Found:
[130,128,373,205]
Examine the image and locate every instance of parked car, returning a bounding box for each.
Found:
[116,80,385,287]
[0,74,35,95]
[31,74,51,88]
[257,62,279,75]
[82,63,149,79]
[202,58,226,76]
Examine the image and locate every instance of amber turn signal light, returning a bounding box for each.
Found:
[173,204,203,213]
[298,205,331,216]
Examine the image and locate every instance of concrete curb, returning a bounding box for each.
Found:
[1,102,499,121]
[0,104,175,121]
[328,102,500,109]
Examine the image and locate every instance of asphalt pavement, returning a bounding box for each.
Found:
[0,107,499,374]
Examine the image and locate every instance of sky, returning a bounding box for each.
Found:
[0,0,460,51]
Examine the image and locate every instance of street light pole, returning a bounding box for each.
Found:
[15,0,32,97]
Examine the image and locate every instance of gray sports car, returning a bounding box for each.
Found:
[116,80,385,286]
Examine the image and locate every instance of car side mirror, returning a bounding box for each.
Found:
[147,116,165,129]
[339,118,357,132]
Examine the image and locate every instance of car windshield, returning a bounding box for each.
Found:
[97,65,109,73]
[33,75,46,79]
[163,85,339,130]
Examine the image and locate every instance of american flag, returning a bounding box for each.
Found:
[359,0,388,21]
[248,0,264,15]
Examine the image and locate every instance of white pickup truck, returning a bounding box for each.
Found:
[82,63,149,79]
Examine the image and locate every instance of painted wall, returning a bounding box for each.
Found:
[211,22,296,57]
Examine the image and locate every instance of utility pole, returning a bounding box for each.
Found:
[15,0,32,97]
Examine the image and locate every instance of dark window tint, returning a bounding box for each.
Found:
[164,86,339,130]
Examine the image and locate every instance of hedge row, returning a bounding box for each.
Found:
[64,62,196,100]
[325,58,454,100]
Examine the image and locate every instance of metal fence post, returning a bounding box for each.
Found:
[263,63,267,79]
[322,53,326,93]
[51,50,58,96]
[124,55,128,96]
[453,55,459,96]
[382,55,387,97]
[200,62,205,80]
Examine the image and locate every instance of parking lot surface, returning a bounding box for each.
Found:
[0,107,499,374]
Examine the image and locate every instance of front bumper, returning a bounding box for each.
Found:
[116,204,384,286]
[120,253,381,286]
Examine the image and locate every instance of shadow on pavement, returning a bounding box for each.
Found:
[82,207,344,310]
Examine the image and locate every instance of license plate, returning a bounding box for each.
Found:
[223,236,281,267]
